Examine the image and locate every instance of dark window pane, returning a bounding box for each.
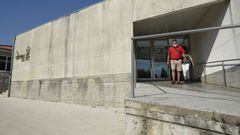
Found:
[137,60,151,78]
[7,62,11,71]
[154,40,168,62]
[0,61,6,70]
[136,41,151,79]
[8,57,11,61]
[0,56,6,61]
[136,41,150,60]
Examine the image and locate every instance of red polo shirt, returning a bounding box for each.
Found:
[168,46,185,60]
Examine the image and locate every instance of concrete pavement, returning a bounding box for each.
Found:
[0,96,125,135]
[134,82,240,116]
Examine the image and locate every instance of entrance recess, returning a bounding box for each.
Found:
[132,23,240,97]
[136,36,190,81]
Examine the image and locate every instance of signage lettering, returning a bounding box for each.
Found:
[15,46,31,62]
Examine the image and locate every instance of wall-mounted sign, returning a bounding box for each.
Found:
[15,46,31,62]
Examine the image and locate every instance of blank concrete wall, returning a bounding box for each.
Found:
[12,0,133,82]
[11,0,133,107]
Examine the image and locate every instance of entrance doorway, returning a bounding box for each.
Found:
[136,35,190,81]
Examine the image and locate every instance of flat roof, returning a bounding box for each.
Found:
[0,45,12,51]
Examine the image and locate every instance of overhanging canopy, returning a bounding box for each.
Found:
[132,23,240,40]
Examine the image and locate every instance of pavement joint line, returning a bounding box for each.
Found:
[150,82,168,93]
[134,93,166,98]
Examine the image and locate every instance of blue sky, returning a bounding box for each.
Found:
[0,0,102,45]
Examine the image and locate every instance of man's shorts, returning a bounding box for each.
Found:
[170,59,182,71]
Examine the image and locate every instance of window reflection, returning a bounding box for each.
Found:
[136,41,151,79]
[154,40,168,62]
[154,64,169,79]
[154,40,169,79]
[0,56,11,71]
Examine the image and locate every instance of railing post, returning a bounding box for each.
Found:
[131,38,135,98]
[203,64,207,83]
[8,36,16,97]
[222,61,227,87]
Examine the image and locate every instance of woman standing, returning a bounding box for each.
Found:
[182,49,195,83]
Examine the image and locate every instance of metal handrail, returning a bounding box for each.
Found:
[204,64,240,67]
[196,58,240,65]
[196,58,240,87]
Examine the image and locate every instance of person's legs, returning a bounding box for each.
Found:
[176,60,182,84]
[170,60,176,84]
[186,63,190,80]
[177,71,181,82]
[182,64,187,80]
[171,69,175,81]
[172,70,176,82]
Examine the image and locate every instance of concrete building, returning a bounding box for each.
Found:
[11,0,240,107]
[0,45,12,94]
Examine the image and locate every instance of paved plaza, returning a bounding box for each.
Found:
[134,82,240,116]
[1,82,240,135]
[0,95,125,135]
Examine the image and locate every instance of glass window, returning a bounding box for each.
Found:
[136,41,151,60]
[0,61,6,70]
[8,57,11,61]
[0,56,10,71]
[7,62,11,71]
[154,63,169,79]
[0,56,6,61]
[154,40,168,62]
[136,41,151,79]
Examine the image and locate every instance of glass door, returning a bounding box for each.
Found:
[135,35,190,81]
[136,41,152,80]
[153,40,170,80]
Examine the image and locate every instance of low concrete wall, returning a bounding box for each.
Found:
[11,73,131,107]
[0,72,9,94]
[125,99,240,135]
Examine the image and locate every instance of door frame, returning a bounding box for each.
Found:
[135,35,190,81]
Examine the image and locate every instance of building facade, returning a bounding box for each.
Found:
[0,45,12,94]
[11,0,240,106]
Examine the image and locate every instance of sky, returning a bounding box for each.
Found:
[0,0,102,45]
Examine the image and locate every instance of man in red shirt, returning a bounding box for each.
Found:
[167,39,185,84]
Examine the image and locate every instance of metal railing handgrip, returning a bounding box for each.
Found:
[196,58,240,65]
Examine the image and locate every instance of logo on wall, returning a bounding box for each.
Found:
[15,46,31,62]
